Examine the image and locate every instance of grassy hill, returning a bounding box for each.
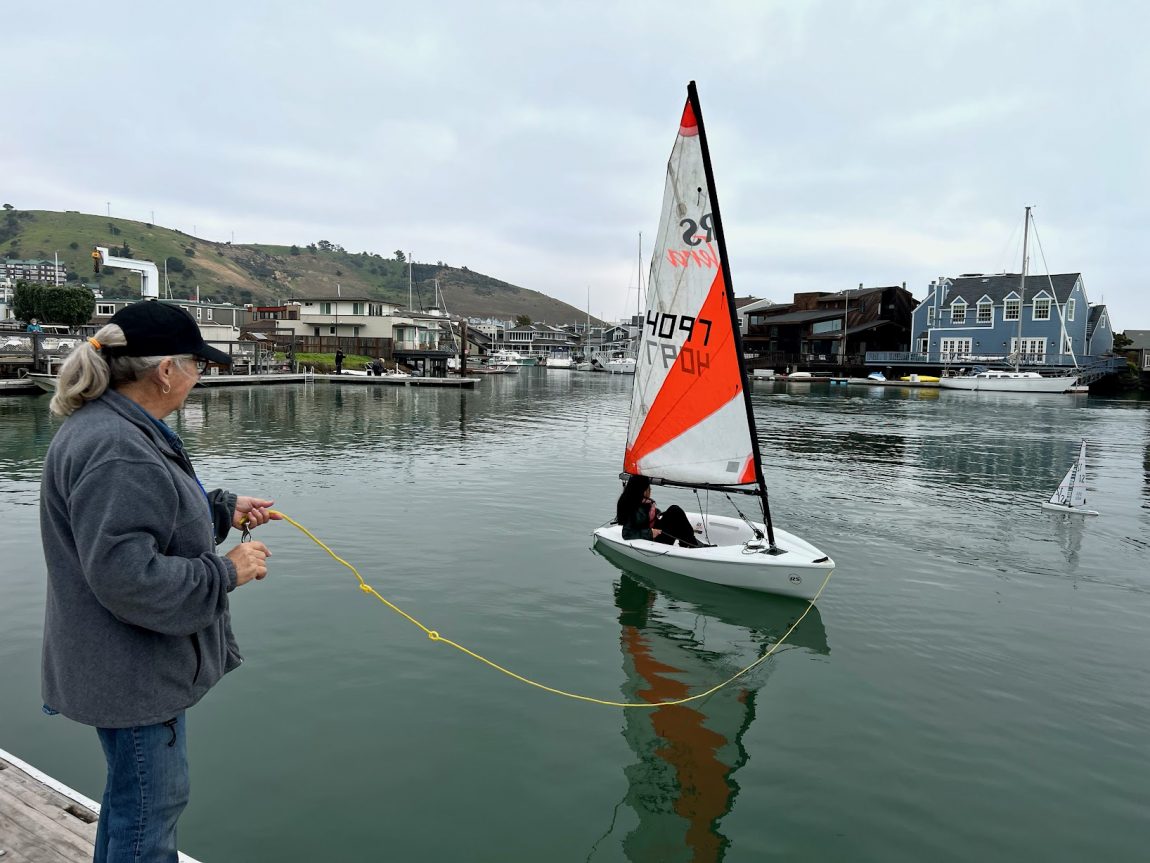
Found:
[0,207,601,325]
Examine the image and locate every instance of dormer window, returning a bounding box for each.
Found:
[1004,298,1020,321]
[977,301,992,324]
[1033,297,1051,321]
[951,300,967,325]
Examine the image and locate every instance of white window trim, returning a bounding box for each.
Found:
[976,302,993,324]
[1003,298,1020,321]
[1032,297,1051,321]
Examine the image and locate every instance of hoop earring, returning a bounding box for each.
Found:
[162,383,171,395]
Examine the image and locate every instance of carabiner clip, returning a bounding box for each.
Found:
[240,516,252,543]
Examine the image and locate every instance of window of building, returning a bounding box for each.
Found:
[927,306,935,326]
[206,308,214,321]
[918,338,929,354]
[313,327,320,337]
[96,304,116,316]
[1066,299,1075,321]
[329,327,336,335]
[1033,297,1051,320]
[951,301,966,325]
[977,301,992,324]
[195,307,202,321]
[320,303,332,315]
[1062,334,1073,353]
[811,319,842,334]
[1003,298,1020,321]
[939,337,972,358]
[353,303,364,315]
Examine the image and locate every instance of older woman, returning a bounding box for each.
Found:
[40,300,277,863]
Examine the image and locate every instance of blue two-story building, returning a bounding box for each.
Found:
[906,272,1114,368]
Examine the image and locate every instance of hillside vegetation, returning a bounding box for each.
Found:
[0,207,600,325]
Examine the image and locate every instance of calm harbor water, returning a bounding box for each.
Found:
[1,375,1148,862]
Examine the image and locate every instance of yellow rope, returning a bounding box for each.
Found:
[270,510,832,709]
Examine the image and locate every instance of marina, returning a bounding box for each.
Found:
[1,374,1147,861]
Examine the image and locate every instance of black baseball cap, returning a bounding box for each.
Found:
[108,301,231,366]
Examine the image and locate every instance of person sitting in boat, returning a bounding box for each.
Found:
[371,357,384,376]
[616,474,701,547]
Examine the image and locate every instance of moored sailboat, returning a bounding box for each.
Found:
[592,82,834,600]
[939,207,1079,394]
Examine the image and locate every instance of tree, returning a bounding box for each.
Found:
[1113,332,1133,350]
[514,314,533,327]
[2,203,12,210]
[290,244,300,256]
[165,255,186,273]
[13,282,95,327]
[68,241,79,250]
[394,250,406,263]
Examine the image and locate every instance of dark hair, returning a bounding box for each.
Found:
[615,474,650,525]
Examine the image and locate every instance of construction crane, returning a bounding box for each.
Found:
[92,246,160,300]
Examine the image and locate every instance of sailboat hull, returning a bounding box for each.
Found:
[593,512,834,600]
[939,374,1078,393]
[1040,502,1098,516]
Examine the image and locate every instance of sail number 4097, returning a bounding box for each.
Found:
[644,311,715,375]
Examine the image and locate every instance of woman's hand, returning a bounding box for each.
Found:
[233,496,282,530]
[226,541,271,586]
[651,528,662,538]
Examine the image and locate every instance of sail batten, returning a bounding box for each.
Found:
[625,83,763,499]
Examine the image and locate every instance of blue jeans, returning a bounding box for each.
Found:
[94,713,189,863]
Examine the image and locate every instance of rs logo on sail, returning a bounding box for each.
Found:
[666,216,720,268]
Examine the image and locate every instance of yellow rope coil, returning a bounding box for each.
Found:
[271,510,832,709]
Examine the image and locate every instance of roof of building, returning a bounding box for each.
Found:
[944,273,1081,304]
[747,308,840,326]
[1122,329,1150,349]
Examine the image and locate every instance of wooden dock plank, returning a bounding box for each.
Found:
[0,752,202,863]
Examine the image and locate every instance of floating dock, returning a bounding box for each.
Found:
[0,747,201,862]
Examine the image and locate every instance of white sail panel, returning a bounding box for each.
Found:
[1069,440,1089,508]
[624,98,755,487]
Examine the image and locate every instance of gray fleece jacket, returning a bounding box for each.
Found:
[40,389,241,728]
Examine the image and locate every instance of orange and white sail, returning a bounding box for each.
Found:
[624,92,757,488]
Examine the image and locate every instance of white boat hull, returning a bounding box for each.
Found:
[593,512,834,600]
[26,373,58,392]
[1041,502,1099,516]
[939,374,1078,393]
[605,359,636,375]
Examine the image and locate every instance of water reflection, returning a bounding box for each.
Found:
[590,554,827,862]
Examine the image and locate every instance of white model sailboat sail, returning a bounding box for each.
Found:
[593,82,834,599]
[1041,440,1098,515]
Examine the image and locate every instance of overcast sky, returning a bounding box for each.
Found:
[7,1,1147,326]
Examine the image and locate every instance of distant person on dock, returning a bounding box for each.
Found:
[334,348,346,374]
[39,300,280,863]
[371,357,384,376]
[615,474,701,547]
[27,318,42,333]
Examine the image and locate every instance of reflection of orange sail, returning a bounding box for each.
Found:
[594,571,828,863]
[622,623,742,862]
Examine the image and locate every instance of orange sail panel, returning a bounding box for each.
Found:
[624,97,756,487]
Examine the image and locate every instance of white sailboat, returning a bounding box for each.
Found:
[940,207,1079,393]
[592,82,835,600]
[1042,440,1098,515]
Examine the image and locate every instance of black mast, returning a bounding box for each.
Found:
[687,80,778,550]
